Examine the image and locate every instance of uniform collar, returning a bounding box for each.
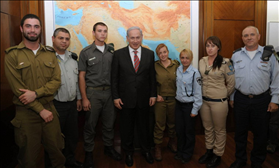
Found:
[178,64,193,73]
[91,41,107,52]
[17,41,44,51]
[155,58,177,68]
[242,45,263,54]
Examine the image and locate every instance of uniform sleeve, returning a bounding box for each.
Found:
[191,71,203,115]
[224,59,235,96]
[269,55,279,104]
[78,50,87,71]
[34,54,61,98]
[4,51,45,113]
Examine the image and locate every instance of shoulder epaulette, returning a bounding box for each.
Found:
[45,46,55,52]
[70,51,78,61]
[5,46,18,53]
[173,59,180,65]
[233,48,241,54]
[82,45,92,52]
[107,43,114,53]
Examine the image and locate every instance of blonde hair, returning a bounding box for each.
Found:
[179,49,193,61]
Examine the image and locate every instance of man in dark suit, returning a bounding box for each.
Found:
[111,26,157,167]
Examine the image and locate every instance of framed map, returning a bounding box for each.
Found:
[44,1,199,65]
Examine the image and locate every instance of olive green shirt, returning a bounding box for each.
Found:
[4,41,61,113]
[155,59,180,97]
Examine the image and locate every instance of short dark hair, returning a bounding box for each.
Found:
[20,14,42,27]
[93,22,107,32]
[53,27,71,38]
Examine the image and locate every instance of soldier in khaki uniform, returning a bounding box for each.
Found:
[4,14,65,168]
[153,44,180,161]
[198,36,235,168]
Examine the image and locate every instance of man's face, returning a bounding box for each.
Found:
[242,27,260,50]
[127,29,143,50]
[93,25,108,43]
[20,18,41,42]
[52,31,70,53]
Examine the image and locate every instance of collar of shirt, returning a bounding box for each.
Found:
[56,50,70,62]
[91,41,107,52]
[178,64,193,74]
[242,45,263,56]
[129,46,142,63]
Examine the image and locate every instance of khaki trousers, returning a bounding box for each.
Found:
[12,104,65,168]
[153,99,176,144]
[200,100,228,156]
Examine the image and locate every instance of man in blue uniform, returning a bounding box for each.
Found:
[229,26,279,168]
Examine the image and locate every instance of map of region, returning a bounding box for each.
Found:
[54,1,191,61]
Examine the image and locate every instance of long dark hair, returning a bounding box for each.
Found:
[205,36,223,70]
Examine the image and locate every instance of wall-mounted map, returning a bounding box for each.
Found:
[54,1,191,61]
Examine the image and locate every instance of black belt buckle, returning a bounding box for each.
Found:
[248,95,254,99]
[102,86,105,91]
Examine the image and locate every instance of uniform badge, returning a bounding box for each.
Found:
[196,77,202,85]
[227,71,234,76]
[228,65,234,71]
[19,62,24,65]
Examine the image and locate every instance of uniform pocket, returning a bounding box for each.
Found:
[257,62,270,72]
[11,118,27,148]
[43,61,55,79]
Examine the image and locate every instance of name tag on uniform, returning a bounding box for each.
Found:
[89,57,96,61]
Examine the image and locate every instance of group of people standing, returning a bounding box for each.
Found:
[4,13,279,168]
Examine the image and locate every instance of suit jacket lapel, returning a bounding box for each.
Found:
[137,47,147,73]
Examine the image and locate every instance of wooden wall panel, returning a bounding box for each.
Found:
[199,0,267,132]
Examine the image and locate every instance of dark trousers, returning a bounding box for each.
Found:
[268,109,279,146]
[234,90,271,165]
[120,106,151,155]
[175,100,196,160]
[45,100,78,167]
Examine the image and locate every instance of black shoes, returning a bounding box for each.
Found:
[229,161,246,168]
[206,154,221,168]
[142,152,154,164]
[104,146,122,161]
[174,154,190,164]
[199,149,214,164]
[125,154,133,167]
[65,160,83,168]
[84,152,94,168]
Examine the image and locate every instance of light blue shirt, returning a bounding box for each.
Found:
[54,50,81,102]
[176,64,202,115]
[230,45,279,104]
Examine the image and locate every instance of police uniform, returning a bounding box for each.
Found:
[78,42,115,152]
[45,50,81,166]
[175,64,202,160]
[199,56,235,156]
[154,59,179,145]
[4,42,65,168]
[230,45,279,165]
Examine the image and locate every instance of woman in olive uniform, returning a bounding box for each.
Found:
[153,44,180,161]
[198,36,235,168]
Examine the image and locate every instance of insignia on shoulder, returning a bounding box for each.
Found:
[46,46,55,52]
[70,51,78,61]
[107,43,114,53]
[233,48,241,54]
[196,77,202,86]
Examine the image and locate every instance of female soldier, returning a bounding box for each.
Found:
[198,36,235,168]
[153,43,180,161]
[174,49,202,163]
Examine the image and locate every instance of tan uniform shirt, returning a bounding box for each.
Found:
[4,42,61,113]
[199,56,235,99]
[155,59,180,97]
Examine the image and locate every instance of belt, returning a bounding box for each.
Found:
[162,96,175,100]
[236,90,270,99]
[202,96,227,102]
[175,99,194,105]
[91,86,110,91]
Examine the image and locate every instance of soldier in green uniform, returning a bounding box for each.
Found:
[4,14,65,168]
